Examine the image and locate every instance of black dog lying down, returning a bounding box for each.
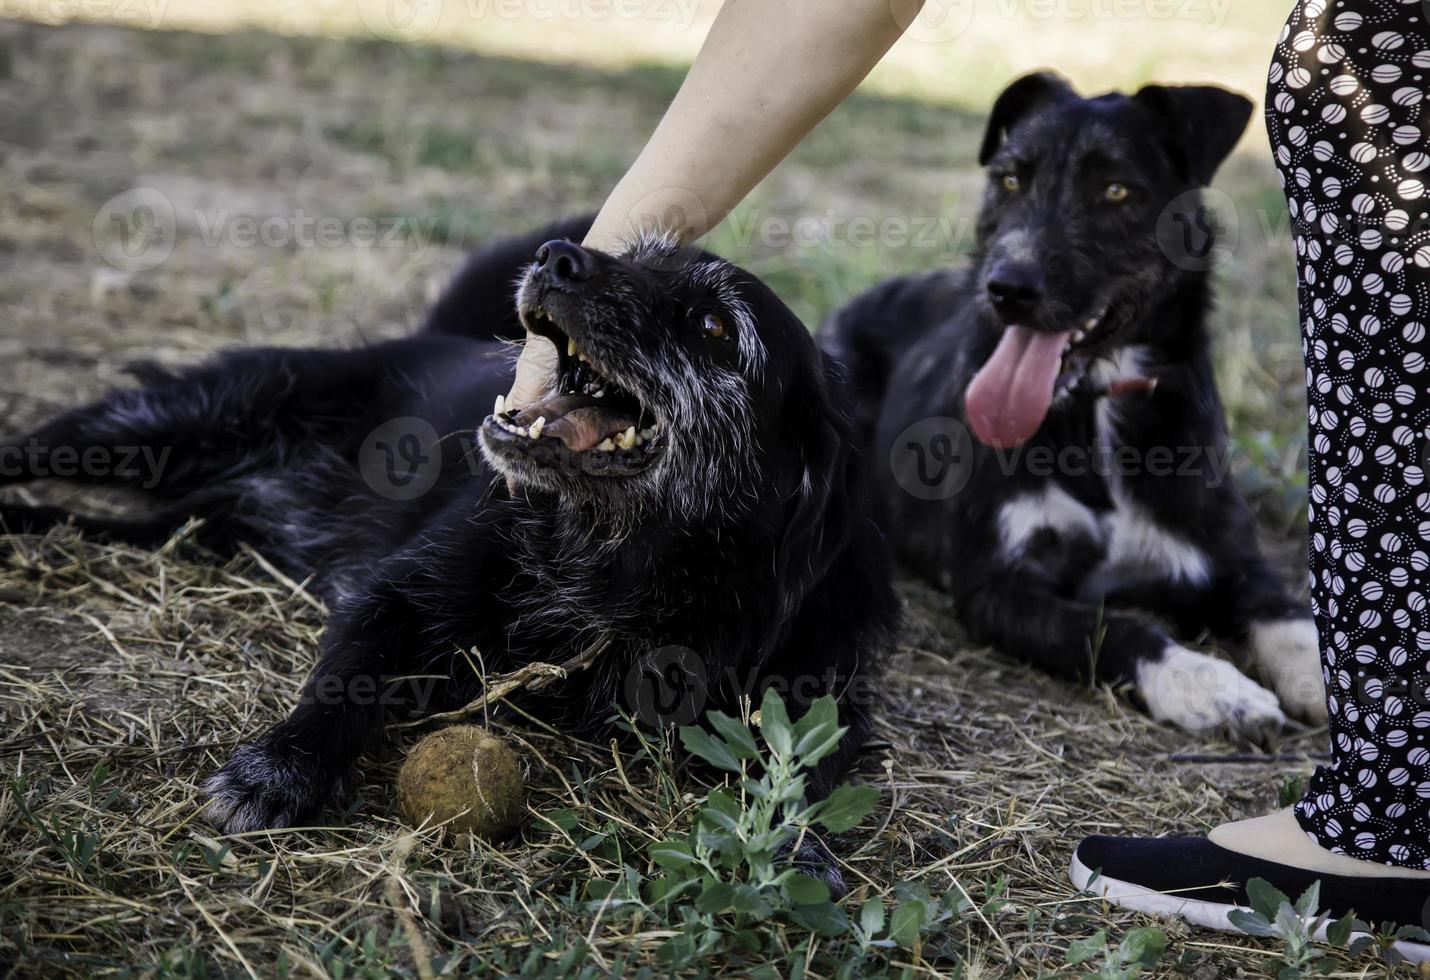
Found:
[822,73,1325,735]
[0,220,898,843]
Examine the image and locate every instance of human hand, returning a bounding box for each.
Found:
[505,333,557,412]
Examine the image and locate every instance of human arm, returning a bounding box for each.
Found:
[507,0,923,408]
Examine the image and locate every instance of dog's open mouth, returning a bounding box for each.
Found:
[483,306,664,476]
[964,305,1121,449]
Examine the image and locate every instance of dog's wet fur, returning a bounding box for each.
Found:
[1,218,898,886]
[822,73,1327,736]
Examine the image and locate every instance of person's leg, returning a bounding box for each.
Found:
[1072,0,1430,941]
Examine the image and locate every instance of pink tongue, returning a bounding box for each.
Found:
[964,326,1073,448]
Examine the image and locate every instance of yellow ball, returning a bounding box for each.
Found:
[397,726,525,838]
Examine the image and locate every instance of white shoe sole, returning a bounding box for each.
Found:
[1069,851,1430,964]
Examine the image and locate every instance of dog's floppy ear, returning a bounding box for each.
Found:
[1133,85,1254,186]
[979,71,1076,165]
[761,360,859,658]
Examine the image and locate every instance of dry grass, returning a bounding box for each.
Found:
[0,13,1381,979]
[0,529,1338,977]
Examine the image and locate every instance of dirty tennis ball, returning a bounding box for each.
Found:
[397,726,524,838]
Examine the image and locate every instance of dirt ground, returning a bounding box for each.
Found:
[0,17,1380,979]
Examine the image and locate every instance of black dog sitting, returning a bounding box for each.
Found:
[821,73,1324,735]
[0,220,898,846]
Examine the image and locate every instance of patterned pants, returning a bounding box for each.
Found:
[1268,0,1430,866]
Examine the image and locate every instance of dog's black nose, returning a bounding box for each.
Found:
[986,262,1046,314]
[534,240,595,284]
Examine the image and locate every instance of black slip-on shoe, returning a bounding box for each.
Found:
[1070,834,1430,962]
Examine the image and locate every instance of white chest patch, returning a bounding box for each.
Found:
[997,484,1101,557]
[1100,486,1212,587]
[996,483,1211,589]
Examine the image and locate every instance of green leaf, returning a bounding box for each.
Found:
[1226,909,1279,938]
[706,788,742,819]
[794,724,845,769]
[788,900,851,937]
[784,874,831,906]
[1292,880,1321,921]
[731,929,761,954]
[649,840,696,871]
[679,725,742,773]
[792,699,845,766]
[1118,927,1166,967]
[1246,877,1290,920]
[813,783,880,833]
[888,899,927,949]
[1274,901,1304,939]
[860,898,885,939]
[542,808,581,833]
[750,826,797,856]
[695,879,735,914]
[698,805,740,835]
[759,688,794,757]
[1064,930,1107,966]
[707,711,759,760]
[792,695,838,741]
[1325,912,1356,947]
[731,884,772,917]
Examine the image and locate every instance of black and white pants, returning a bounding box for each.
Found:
[1268,0,1430,867]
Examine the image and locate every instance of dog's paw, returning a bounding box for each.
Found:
[1249,618,1328,725]
[1136,644,1287,736]
[780,836,848,900]
[203,741,339,834]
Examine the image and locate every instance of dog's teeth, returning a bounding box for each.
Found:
[593,388,605,398]
[529,416,545,439]
[597,437,616,452]
[494,393,505,416]
[567,338,576,357]
[615,427,636,450]
[1072,330,1087,344]
[516,426,528,437]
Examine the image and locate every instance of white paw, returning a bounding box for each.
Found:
[1136,644,1287,735]
[1249,618,1328,725]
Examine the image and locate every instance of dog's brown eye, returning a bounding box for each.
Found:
[1105,182,1130,203]
[702,313,728,340]
[1000,174,1021,192]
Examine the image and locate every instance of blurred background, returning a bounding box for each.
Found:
[0,0,1307,525]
